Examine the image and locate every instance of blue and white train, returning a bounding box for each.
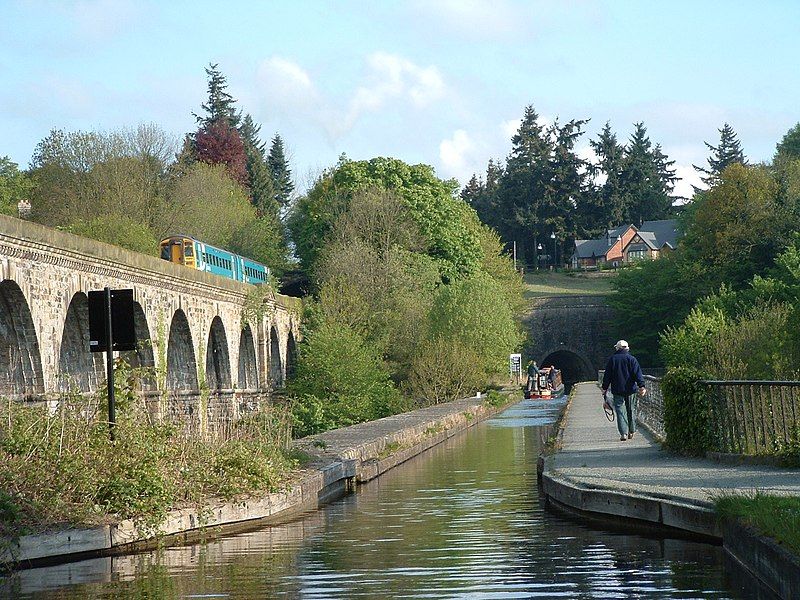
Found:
[159,235,269,285]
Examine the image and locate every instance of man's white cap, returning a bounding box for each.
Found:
[615,340,629,350]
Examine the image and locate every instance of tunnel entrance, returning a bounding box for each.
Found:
[539,350,594,392]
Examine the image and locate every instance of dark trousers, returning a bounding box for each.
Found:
[612,394,637,436]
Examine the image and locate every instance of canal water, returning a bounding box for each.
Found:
[3,399,752,599]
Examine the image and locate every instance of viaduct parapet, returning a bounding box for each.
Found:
[0,215,300,423]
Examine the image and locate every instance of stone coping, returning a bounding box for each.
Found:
[0,392,511,570]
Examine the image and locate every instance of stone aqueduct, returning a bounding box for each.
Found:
[0,215,300,422]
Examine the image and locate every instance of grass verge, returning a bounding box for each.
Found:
[714,492,800,556]
[0,392,299,539]
[523,271,615,298]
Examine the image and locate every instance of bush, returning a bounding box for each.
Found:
[68,214,159,256]
[406,338,485,404]
[661,366,713,455]
[288,321,402,436]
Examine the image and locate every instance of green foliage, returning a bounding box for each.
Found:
[165,162,255,248]
[660,305,728,371]
[0,156,33,216]
[714,492,800,555]
[483,390,510,408]
[660,367,713,455]
[775,122,800,163]
[230,213,291,277]
[693,123,747,189]
[68,214,159,256]
[0,394,296,535]
[288,321,403,437]
[429,271,521,376]
[406,338,485,405]
[289,157,483,281]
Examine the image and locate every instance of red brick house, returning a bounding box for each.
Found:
[570,220,679,269]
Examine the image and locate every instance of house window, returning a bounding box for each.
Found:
[628,250,647,260]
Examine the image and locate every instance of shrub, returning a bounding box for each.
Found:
[661,366,713,455]
[406,338,485,404]
[288,321,401,436]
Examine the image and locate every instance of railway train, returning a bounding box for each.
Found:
[159,235,270,285]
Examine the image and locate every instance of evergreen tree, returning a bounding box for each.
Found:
[775,123,800,163]
[496,106,554,266]
[589,122,626,230]
[693,123,746,189]
[194,63,240,129]
[268,134,294,207]
[619,123,676,223]
[240,114,278,217]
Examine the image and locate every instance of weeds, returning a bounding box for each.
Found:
[714,491,800,556]
[0,383,297,537]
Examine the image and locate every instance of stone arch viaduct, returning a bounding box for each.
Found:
[524,295,617,387]
[0,215,300,425]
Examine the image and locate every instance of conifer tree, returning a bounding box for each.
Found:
[240,114,278,217]
[693,123,746,189]
[589,122,626,229]
[268,134,294,207]
[619,123,676,223]
[195,63,240,128]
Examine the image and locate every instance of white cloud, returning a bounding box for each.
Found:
[439,129,476,180]
[257,57,318,109]
[337,52,445,137]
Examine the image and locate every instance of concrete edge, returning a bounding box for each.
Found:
[1,393,514,569]
[538,461,721,540]
[722,518,800,600]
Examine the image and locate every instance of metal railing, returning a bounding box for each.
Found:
[703,381,800,455]
[639,375,665,439]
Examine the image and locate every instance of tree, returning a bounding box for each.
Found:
[268,134,294,208]
[618,122,676,222]
[776,123,800,163]
[693,123,746,190]
[0,157,33,216]
[289,157,483,282]
[588,122,626,231]
[164,162,254,248]
[240,114,278,217]
[229,213,291,276]
[194,119,249,188]
[194,63,240,129]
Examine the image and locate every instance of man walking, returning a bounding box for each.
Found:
[602,340,647,441]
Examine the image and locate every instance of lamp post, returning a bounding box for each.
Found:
[537,243,543,270]
[550,232,556,270]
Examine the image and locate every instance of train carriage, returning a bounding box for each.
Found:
[159,235,269,285]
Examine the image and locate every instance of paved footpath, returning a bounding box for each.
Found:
[550,382,800,507]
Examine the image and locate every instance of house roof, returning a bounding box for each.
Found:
[573,238,611,259]
[640,219,680,248]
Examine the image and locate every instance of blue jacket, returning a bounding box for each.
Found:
[602,350,645,395]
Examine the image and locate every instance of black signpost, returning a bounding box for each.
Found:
[88,288,136,441]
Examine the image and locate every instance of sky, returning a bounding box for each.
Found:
[2,1,799,199]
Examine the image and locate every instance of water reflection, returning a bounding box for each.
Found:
[3,399,750,599]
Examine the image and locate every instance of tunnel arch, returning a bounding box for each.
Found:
[238,325,258,390]
[205,316,232,390]
[58,292,104,392]
[269,325,283,389]
[0,280,44,398]
[538,348,595,391]
[166,309,198,391]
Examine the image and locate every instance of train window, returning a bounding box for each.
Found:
[184,242,193,257]
[160,245,170,260]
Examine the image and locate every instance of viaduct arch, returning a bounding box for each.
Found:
[0,215,300,425]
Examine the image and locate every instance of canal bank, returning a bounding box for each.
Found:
[539,382,800,600]
[0,393,511,570]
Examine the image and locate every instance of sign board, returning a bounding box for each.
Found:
[509,353,522,376]
[88,289,137,352]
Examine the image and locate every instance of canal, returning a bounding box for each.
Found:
[3,399,750,599]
